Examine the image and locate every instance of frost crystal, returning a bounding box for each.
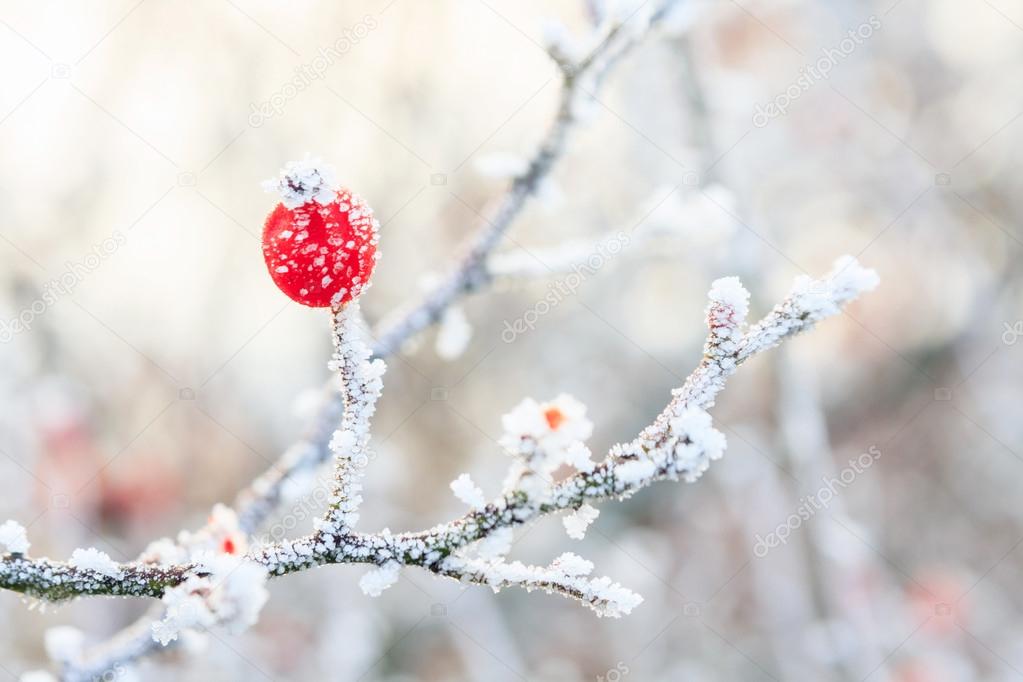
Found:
[442,554,642,618]
[69,548,121,579]
[829,255,881,294]
[359,561,400,597]
[450,473,487,510]
[563,442,595,473]
[0,520,29,555]
[476,526,514,559]
[262,156,338,209]
[738,256,879,361]
[551,552,594,576]
[152,555,269,646]
[708,276,750,321]
[563,504,599,540]
[615,459,657,485]
[152,576,213,646]
[787,256,880,319]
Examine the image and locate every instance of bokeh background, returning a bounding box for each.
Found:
[1,0,1022,680]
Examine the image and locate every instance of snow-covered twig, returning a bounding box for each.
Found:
[322,304,385,532]
[1,258,878,624]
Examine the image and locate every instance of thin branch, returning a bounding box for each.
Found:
[1,257,879,615]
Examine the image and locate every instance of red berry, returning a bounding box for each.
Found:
[262,185,379,308]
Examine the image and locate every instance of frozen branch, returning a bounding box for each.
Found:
[322,304,386,533]
[1,257,879,626]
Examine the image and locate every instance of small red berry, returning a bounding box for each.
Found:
[221,537,237,555]
[262,160,380,308]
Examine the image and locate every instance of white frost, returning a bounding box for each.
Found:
[708,276,750,321]
[443,554,642,618]
[615,459,656,486]
[788,256,880,319]
[476,527,514,559]
[262,156,338,209]
[827,255,881,297]
[450,473,486,510]
[563,504,599,540]
[0,520,29,555]
[551,552,594,576]
[69,548,121,579]
[563,442,595,473]
[152,555,269,646]
[359,561,400,597]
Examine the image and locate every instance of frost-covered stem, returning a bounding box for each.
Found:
[432,557,635,617]
[1,259,875,609]
[323,303,385,531]
[0,555,193,600]
[0,257,879,654]
[234,267,871,621]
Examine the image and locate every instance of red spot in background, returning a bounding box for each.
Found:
[905,568,969,636]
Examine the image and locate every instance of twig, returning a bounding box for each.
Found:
[2,258,879,614]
